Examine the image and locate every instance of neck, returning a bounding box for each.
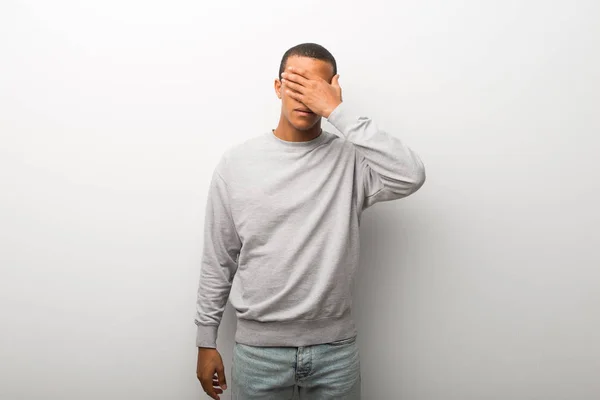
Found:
[273,114,322,142]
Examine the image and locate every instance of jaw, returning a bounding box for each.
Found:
[276,109,320,131]
[292,119,319,131]
[289,113,321,130]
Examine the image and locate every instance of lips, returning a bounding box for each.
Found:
[295,109,315,115]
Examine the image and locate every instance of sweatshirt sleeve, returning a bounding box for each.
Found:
[326,101,426,211]
[194,164,242,348]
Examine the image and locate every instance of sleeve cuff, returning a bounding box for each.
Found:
[326,101,358,136]
[196,323,218,348]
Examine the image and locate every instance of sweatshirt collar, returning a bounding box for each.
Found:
[266,129,329,150]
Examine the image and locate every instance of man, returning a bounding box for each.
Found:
[195,43,426,399]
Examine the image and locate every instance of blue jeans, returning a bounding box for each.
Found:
[231,335,361,399]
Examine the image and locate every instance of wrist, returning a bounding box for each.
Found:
[323,100,342,118]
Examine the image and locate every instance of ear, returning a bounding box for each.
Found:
[274,78,282,99]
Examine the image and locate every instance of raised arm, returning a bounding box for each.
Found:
[326,101,426,210]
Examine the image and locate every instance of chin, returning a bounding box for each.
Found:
[291,118,319,131]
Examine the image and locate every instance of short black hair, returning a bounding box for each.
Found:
[278,43,337,80]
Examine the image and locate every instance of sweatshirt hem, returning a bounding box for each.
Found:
[234,309,357,347]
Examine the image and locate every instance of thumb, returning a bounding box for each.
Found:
[331,74,340,87]
[217,365,227,390]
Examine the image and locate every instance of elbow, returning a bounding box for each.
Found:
[400,162,426,196]
[413,163,426,191]
[371,156,426,201]
[383,165,426,199]
[395,150,426,196]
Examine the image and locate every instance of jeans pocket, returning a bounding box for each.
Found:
[328,335,357,346]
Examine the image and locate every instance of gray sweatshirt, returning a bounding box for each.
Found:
[195,101,426,348]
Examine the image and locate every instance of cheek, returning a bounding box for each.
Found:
[282,90,292,101]
[283,94,298,109]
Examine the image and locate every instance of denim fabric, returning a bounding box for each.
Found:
[231,335,361,399]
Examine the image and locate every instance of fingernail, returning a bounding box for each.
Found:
[223,384,227,390]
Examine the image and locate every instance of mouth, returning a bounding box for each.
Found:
[295,109,315,115]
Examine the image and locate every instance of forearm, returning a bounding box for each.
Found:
[195,264,234,348]
[326,101,426,196]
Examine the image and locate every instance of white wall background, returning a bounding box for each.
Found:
[1,0,599,399]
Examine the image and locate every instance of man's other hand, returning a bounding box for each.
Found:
[197,347,227,400]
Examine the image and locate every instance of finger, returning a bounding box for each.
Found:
[282,71,310,86]
[287,66,318,81]
[204,387,219,399]
[201,376,220,400]
[281,78,305,93]
[211,378,224,394]
[286,89,303,102]
[211,375,222,388]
